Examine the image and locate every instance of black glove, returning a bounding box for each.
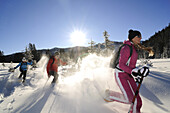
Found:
[131,66,150,77]
[131,68,140,77]
[28,59,33,62]
[138,66,150,77]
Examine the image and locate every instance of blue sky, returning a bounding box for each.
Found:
[0,0,170,55]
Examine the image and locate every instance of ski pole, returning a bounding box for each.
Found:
[128,66,150,113]
[128,75,144,113]
[42,77,50,89]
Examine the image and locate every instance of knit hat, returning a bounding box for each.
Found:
[128,29,141,41]
[22,57,27,62]
[54,51,60,56]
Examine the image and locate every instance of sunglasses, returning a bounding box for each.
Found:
[137,35,141,38]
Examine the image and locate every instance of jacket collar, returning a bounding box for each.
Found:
[123,40,133,46]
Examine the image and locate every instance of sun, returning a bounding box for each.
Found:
[70,30,87,46]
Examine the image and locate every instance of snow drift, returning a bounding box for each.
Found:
[0,54,170,113]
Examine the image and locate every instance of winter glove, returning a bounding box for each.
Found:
[139,66,150,77]
[131,66,150,77]
[28,59,33,63]
[131,68,140,77]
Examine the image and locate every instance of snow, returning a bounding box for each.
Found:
[0,55,170,113]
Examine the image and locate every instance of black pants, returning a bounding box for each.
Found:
[49,71,59,83]
[19,70,27,81]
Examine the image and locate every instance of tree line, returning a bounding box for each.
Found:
[0,43,41,63]
[1,23,170,62]
[140,23,170,59]
[0,43,88,63]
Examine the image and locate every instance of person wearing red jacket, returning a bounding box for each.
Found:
[47,51,67,83]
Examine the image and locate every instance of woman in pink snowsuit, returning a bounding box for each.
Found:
[109,29,143,113]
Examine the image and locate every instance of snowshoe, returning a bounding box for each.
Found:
[22,80,25,83]
[18,79,22,83]
[51,83,55,87]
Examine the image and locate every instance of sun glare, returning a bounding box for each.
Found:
[70,30,87,46]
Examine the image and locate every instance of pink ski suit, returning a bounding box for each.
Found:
[109,40,142,113]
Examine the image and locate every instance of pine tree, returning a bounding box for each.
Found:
[0,50,4,56]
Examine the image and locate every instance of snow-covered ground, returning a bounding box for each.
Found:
[0,54,170,113]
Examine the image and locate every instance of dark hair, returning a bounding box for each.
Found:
[128,29,154,57]
[128,29,141,41]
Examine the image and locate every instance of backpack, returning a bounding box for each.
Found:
[50,56,55,68]
[19,62,28,71]
[49,56,60,68]
[110,44,133,69]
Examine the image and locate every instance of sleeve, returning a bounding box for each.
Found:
[14,63,21,69]
[46,58,53,75]
[59,59,67,65]
[119,45,133,74]
[27,61,33,65]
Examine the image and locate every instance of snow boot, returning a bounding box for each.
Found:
[104,89,114,102]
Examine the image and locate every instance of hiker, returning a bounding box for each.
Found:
[106,29,153,113]
[14,57,32,83]
[46,51,67,84]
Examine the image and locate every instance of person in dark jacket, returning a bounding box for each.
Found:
[14,57,32,83]
[47,51,67,84]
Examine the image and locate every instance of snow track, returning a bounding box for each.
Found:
[1,57,170,113]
